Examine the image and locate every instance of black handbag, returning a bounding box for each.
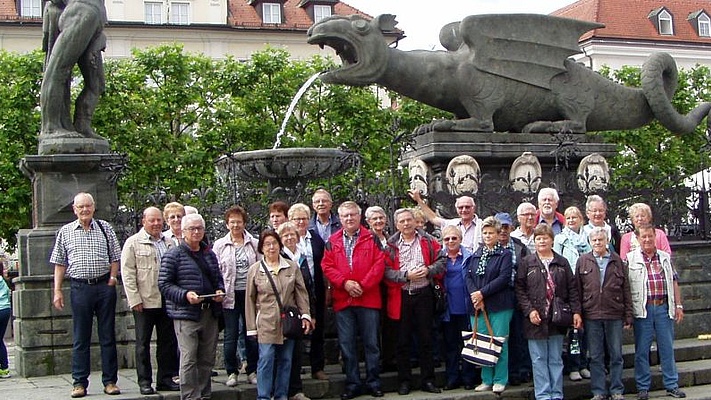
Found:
[432,281,447,315]
[551,296,573,327]
[260,261,303,340]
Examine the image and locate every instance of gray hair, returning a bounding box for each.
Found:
[74,192,95,206]
[288,203,311,219]
[455,196,475,208]
[338,201,361,215]
[181,213,205,230]
[365,206,386,220]
[538,187,559,203]
[517,202,536,215]
[587,226,609,241]
[393,208,414,222]
[586,195,607,211]
[480,216,502,233]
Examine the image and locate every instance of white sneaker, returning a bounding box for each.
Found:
[493,384,506,393]
[289,393,311,400]
[474,383,492,392]
[569,371,583,381]
[225,373,238,387]
[580,368,591,379]
[248,372,258,385]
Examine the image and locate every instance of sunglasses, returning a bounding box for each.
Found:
[443,236,460,242]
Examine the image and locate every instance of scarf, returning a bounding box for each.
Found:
[476,242,503,276]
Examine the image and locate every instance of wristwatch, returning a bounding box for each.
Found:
[109,276,117,281]
[676,304,683,309]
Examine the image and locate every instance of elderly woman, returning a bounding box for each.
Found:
[440,225,476,390]
[553,206,591,381]
[159,214,225,400]
[620,203,672,261]
[277,222,316,400]
[162,202,185,246]
[246,230,312,400]
[515,224,581,400]
[465,216,515,394]
[288,203,329,381]
[212,205,260,387]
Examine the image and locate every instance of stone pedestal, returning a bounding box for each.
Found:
[401,131,618,217]
[14,153,130,377]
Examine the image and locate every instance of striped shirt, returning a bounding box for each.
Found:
[398,234,427,291]
[50,219,121,279]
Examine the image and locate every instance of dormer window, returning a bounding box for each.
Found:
[298,0,336,23]
[689,10,711,37]
[20,0,42,18]
[248,0,285,24]
[649,7,674,35]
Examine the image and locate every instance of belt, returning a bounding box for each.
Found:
[71,273,110,285]
[200,302,212,309]
[647,298,667,306]
[403,286,430,295]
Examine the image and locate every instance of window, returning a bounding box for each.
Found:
[699,14,711,37]
[145,2,162,24]
[21,0,41,18]
[262,3,282,24]
[314,5,332,23]
[170,2,190,25]
[659,10,673,35]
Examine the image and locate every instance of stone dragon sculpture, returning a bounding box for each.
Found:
[307,13,711,134]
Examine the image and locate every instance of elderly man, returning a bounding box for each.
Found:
[627,224,686,400]
[408,190,482,252]
[310,189,342,242]
[576,227,632,400]
[322,201,385,400]
[511,202,537,253]
[386,208,445,395]
[159,214,225,400]
[582,195,621,254]
[51,192,121,398]
[537,188,565,235]
[121,207,180,394]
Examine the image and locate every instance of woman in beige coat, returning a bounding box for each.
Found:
[246,230,312,400]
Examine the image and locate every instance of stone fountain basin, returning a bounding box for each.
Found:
[216,147,358,182]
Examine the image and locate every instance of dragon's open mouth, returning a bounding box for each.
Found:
[308,35,359,68]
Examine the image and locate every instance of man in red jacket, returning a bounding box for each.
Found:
[322,201,385,400]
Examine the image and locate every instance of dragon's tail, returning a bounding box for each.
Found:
[641,52,711,134]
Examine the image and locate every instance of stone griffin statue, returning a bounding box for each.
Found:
[307,14,711,134]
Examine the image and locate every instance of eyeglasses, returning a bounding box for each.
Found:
[185,226,205,232]
[291,217,308,222]
[443,236,460,242]
[168,214,184,220]
[519,213,536,217]
[456,205,472,210]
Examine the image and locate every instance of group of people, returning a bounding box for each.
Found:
[46,187,687,400]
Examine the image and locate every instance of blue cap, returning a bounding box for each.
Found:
[495,212,513,226]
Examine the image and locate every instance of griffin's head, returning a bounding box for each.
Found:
[307,14,398,86]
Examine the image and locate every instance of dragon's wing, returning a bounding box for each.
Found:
[459,14,603,89]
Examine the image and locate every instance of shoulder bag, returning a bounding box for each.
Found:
[460,308,506,367]
[260,261,303,340]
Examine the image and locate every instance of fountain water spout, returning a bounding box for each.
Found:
[273,71,323,149]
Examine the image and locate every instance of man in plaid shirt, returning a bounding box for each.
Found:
[51,192,122,398]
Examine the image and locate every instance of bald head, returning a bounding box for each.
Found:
[143,206,165,238]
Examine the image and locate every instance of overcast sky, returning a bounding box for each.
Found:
[343,0,578,50]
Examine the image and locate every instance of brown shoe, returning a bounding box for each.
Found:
[311,370,329,380]
[103,383,121,395]
[71,386,86,398]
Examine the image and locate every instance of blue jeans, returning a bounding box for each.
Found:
[257,340,295,400]
[587,319,624,396]
[528,334,564,400]
[336,306,381,392]
[442,314,476,386]
[634,303,679,391]
[0,307,10,369]
[70,280,118,388]
[224,290,259,375]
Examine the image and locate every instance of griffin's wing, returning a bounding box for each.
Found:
[460,14,603,89]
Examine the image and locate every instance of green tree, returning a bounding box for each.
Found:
[0,50,43,250]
